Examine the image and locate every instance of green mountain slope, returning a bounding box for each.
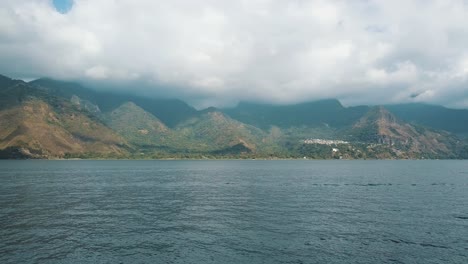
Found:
[104,102,171,147]
[348,107,461,158]
[0,98,128,159]
[175,109,265,153]
[1,73,467,159]
[30,78,198,127]
[0,76,128,158]
[223,100,369,129]
[386,103,468,136]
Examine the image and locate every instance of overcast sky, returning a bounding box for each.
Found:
[1,0,468,108]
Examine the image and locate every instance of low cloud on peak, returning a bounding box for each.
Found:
[2,0,468,108]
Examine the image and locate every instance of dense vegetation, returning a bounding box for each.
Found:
[1,74,468,159]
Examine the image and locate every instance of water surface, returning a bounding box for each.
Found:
[0,160,467,263]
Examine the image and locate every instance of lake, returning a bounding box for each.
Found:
[0,160,467,263]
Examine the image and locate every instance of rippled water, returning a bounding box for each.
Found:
[0,160,468,264]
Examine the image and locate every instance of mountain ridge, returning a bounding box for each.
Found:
[1,74,468,159]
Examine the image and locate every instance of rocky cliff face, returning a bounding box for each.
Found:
[0,76,128,158]
[351,106,458,157]
[0,74,466,159]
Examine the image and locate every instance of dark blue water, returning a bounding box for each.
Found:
[0,160,467,264]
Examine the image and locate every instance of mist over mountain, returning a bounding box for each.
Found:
[3,1,468,108]
[385,104,468,137]
[1,73,468,159]
[3,3,468,264]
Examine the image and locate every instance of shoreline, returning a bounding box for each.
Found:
[0,158,457,161]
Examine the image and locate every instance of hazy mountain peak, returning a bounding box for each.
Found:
[106,101,169,137]
[0,74,11,82]
[1,73,467,159]
[200,106,219,113]
[353,106,403,134]
[235,98,343,109]
[0,74,21,90]
[356,106,398,126]
[115,101,140,110]
[30,78,86,90]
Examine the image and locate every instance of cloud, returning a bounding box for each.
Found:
[1,0,468,108]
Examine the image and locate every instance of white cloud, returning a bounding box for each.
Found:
[366,61,419,85]
[1,0,468,107]
[85,65,109,79]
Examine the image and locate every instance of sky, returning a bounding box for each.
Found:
[1,0,468,108]
[52,0,73,14]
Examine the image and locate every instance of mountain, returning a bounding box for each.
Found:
[1,73,467,159]
[30,78,198,127]
[223,99,369,129]
[175,108,264,154]
[0,76,127,158]
[103,102,170,148]
[0,74,18,89]
[348,107,460,158]
[102,103,262,156]
[386,103,468,136]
